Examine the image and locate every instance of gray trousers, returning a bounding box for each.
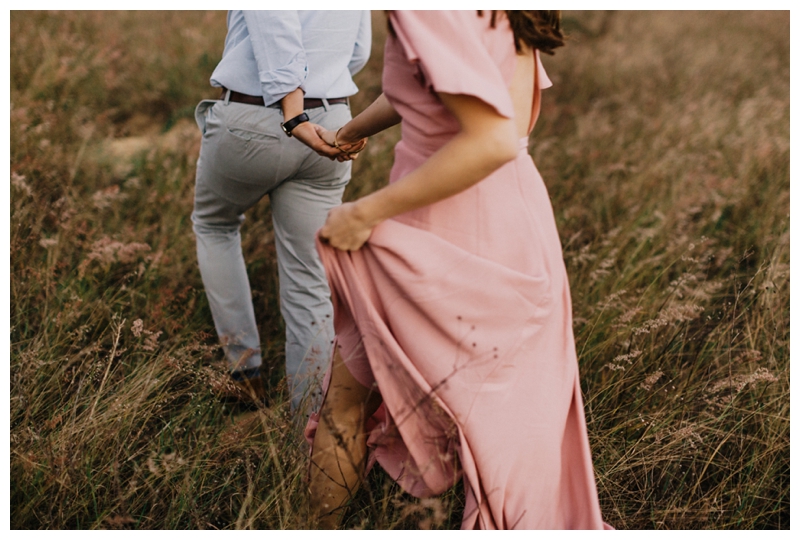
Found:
[192,97,351,411]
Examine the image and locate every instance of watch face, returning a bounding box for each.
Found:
[280,123,292,137]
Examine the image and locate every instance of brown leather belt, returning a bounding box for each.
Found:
[220,87,348,109]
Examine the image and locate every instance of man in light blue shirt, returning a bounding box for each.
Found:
[191,11,371,413]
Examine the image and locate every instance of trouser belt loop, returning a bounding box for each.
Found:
[223,89,231,106]
[320,98,330,112]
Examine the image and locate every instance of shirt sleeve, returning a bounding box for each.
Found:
[243,10,307,103]
[390,11,515,119]
[347,10,372,76]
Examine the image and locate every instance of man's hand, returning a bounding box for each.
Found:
[290,122,349,160]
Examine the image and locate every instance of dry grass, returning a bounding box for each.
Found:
[9,11,788,529]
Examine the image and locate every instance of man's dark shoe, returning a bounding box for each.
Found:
[217,367,267,408]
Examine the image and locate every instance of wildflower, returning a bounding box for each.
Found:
[124,176,141,189]
[639,370,664,391]
[92,184,127,209]
[707,367,779,394]
[598,288,627,311]
[104,515,136,528]
[78,237,150,277]
[668,272,700,298]
[131,319,144,337]
[619,307,643,324]
[673,424,703,449]
[11,172,32,196]
[632,304,703,335]
[613,349,642,365]
[143,331,162,352]
[590,248,619,283]
[572,244,596,265]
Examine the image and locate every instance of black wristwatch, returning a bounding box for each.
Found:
[280,112,310,137]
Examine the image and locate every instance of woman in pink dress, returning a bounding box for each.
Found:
[305,11,609,530]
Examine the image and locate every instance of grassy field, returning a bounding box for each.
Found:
[9,11,789,529]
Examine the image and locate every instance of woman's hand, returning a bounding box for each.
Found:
[315,125,368,162]
[310,92,400,162]
[318,201,377,251]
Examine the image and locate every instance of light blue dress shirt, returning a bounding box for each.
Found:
[210,10,371,106]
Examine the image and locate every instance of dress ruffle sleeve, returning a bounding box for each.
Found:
[390,10,515,119]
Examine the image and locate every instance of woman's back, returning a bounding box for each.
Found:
[510,45,535,138]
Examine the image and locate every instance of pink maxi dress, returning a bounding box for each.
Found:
[307,11,609,530]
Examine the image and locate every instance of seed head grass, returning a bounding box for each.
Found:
[10,11,788,529]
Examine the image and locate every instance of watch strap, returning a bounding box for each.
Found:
[281,112,310,137]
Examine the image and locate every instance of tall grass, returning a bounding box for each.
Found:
[10,11,788,529]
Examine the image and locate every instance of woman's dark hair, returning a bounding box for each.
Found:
[487,11,564,55]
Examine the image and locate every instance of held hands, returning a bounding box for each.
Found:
[289,122,349,160]
[293,122,367,162]
[315,126,368,162]
[318,201,376,251]
[280,87,367,160]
